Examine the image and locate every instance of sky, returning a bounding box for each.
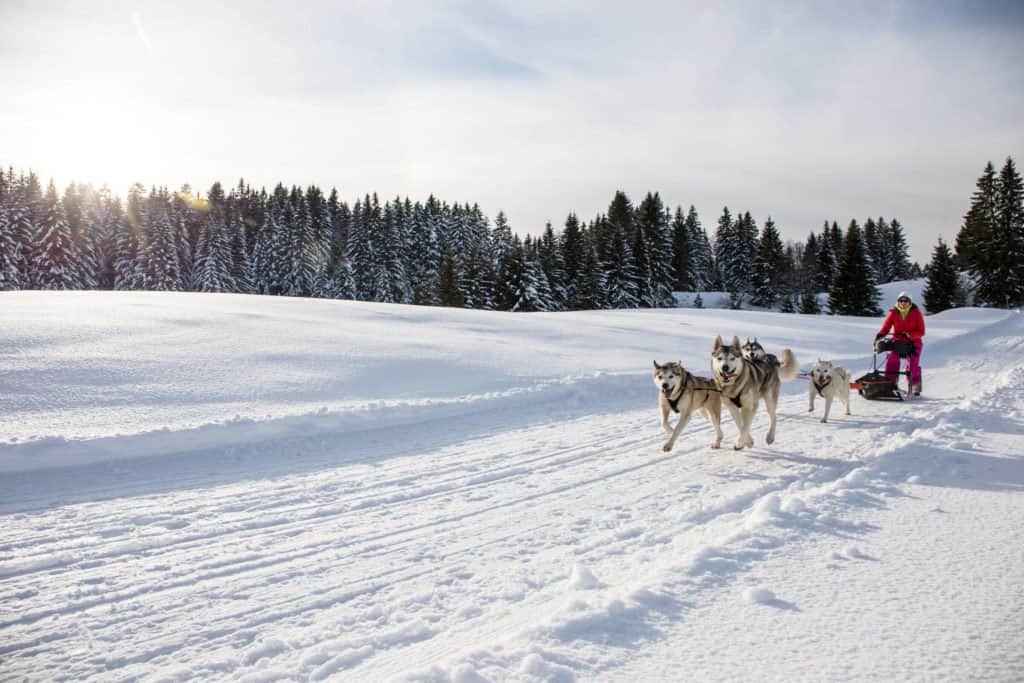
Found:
[2,0,1022,262]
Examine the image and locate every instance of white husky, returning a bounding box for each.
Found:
[808,359,852,423]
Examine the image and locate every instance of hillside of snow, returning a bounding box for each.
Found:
[1,291,1022,682]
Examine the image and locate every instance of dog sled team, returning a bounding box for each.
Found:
[653,291,926,453]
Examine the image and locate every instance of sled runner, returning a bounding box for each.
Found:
[852,337,913,401]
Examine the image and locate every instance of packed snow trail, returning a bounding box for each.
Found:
[1,291,1022,682]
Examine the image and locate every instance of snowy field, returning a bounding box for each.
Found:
[1,287,1022,682]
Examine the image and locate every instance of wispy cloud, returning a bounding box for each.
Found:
[131,11,153,54]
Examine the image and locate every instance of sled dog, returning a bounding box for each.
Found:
[741,337,777,365]
[652,361,724,452]
[711,336,798,449]
[808,359,851,423]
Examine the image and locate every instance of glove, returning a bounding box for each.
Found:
[899,332,910,340]
[875,333,884,341]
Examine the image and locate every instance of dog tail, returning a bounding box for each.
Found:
[778,348,799,382]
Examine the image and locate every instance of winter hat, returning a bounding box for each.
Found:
[896,291,910,301]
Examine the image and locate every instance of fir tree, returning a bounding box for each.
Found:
[814,223,837,292]
[538,222,567,310]
[828,220,882,316]
[686,207,714,291]
[670,206,692,291]
[887,219,912,282]
[194,213,234,292]
[993,157,1024,306]
[437,247,464,307]
[922,238,961,313]
[603,221,639,308]
[144,206,182,291]
[750,217,785,307]
[634,192,675,307]
[560,213,586,309]
[31,180,83,290]
[0,171,23,290]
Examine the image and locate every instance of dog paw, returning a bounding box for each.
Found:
[820,417,828,423]
[710,441,721,449]
[662,443,673,452]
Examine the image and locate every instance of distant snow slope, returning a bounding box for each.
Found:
[1,292,1021,682]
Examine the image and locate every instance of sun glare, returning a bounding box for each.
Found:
[34,97,163,193]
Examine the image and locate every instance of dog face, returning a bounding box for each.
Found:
[741,337,767,361]
[810,359,834,386]
[711,336,744,384]
[653,360,686,398]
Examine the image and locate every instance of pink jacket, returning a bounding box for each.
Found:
[878,304,925,344]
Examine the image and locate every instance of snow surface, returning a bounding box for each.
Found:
[1,290,1022,682]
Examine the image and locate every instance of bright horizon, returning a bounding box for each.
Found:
[3,1,1023,262]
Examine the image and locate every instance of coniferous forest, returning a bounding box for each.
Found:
[1,159,1019,314]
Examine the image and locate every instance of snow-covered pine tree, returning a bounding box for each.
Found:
[686,207,714,292]
[814,223,837,292]
[862,217,884,283]
[671,206,692,292]
[922,238,961,313]
[992,157,1024,306]
[633,192,675,307]
[303,185,332,296]
[346,195,378,301]
[603,220,639,309]
[827,220,882,316]
[327,188,349,267]
[407,201,440,305]
[828,221,843,259]
[62,183,98,289]
[0,170,23,290]
[194,211,235,293]
[14,171,42,285]
[144,205,182,291]
[30,180,83,290]
[537,222,567,310]
[736,211,759,300]
[887,219,911,282]
[438,246,466,308]
[560,213,585,309]
[750,217,785,308]
[576,228,608,310]
[955,162,998,304]
[462,243,496,310]
[713,206,735,294]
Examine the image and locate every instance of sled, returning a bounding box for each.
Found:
[855,337,914,401]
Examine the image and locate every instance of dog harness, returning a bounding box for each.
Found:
[666,370,719,413]
[813,376,832,397]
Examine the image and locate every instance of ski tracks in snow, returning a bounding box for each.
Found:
[2,316,1023,681]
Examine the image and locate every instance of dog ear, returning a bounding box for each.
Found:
[653,360,659,369]
[713,335,723,352]
[731,336,742,352]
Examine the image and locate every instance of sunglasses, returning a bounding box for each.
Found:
[897,298,910,303]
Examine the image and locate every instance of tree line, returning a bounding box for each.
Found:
[0,166,933,314]
[928,156,1024,311]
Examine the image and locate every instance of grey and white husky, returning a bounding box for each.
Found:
[711,336,799,450]
[808,359,851,423]
[652,361,724,452]
[741,337,776,364]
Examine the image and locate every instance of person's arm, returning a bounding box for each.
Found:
[876,310,894,339]
[907,308,925,342]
